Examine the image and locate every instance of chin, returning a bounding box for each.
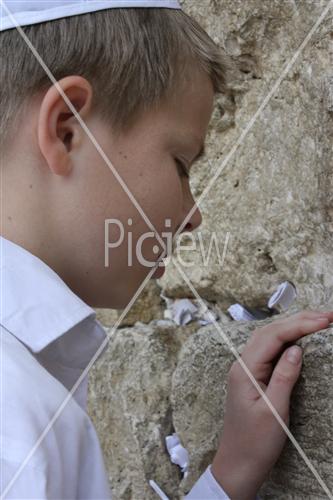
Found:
[87,290,128,310]
[89,267,161,309]
[112,270,158,308]
[94,285,139,310]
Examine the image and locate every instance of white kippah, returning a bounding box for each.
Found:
[0,0,182,32]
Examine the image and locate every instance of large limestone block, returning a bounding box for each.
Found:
[87,320,197,500]
[88,316,333,499]
[160,0,333,310]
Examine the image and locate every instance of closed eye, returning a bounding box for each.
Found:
[175,159,189,179]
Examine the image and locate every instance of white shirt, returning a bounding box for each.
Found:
[0,236,230,499]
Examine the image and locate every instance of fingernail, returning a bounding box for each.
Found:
[286,346,302,365]
[314,317,329,322]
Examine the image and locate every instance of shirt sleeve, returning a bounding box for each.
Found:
[184,465,231,499]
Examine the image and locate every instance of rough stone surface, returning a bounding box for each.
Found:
[159,0,333,311]
[88,320,198,500]
[88,316,333,499]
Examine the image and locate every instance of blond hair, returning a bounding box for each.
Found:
[0,8,230,152]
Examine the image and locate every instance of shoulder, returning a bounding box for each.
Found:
[2,327,72,408]
[1,328,90,467]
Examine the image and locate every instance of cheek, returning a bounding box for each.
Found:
[145,169,184,228]
[128,171,183,266]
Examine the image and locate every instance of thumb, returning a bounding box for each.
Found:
[265,345,303,417]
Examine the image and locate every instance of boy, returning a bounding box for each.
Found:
[0,0,332,498]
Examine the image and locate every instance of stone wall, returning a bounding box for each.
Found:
[88,1,333,498]
[88,318,333,499]
[159,0,333,310]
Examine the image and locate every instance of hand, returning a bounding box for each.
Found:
[211,310,333,500]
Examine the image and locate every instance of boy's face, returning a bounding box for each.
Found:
[34,70,215,308]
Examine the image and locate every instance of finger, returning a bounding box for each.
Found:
[258,310,333,332]
[265,345,303,417]
[241,316,329,377]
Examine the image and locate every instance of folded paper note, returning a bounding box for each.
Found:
[268,281,297,312]
[161,294,219,326]
[165,433,189,477]
[228,281,297,322]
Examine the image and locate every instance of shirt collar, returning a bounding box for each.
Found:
[0,236,104,353]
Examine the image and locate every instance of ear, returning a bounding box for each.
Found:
[38,76,93,176]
